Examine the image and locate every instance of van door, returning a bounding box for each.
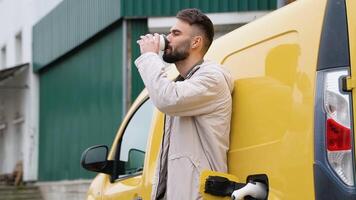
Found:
[101,98,164,200]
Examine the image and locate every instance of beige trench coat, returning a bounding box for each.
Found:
[135,52,233,200]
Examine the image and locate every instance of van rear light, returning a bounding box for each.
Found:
[324,70,354,186]
[326,118,351,151]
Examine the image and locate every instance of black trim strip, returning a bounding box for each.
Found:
[317,0,350,70]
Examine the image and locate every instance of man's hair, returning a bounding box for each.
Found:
[176,8,214,53]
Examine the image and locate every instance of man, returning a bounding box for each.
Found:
[135,8,233,200]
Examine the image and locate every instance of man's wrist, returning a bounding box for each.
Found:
[134,52,160,69]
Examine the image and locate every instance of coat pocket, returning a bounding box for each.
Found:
[167,154,202,200]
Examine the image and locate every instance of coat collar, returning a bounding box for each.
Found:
[175,59,204,81]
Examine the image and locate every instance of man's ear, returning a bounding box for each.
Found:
[191,36,202,49]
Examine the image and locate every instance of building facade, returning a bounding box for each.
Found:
[0,0,63,182]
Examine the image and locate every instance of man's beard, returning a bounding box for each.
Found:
[163,39,190,63]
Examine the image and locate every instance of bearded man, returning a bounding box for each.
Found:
[135,8,233,200]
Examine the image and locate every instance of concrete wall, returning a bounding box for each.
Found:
[0,0,62,181]
[37,180,92,200]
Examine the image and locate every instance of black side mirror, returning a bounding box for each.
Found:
[80,145,113,175]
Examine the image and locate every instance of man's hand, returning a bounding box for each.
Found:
[137,33,160,54]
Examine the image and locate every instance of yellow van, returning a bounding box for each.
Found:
[80,0,356,199]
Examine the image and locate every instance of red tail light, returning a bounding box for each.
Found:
[326,118,351,151]
[323,70,354,186]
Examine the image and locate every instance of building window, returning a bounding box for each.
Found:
[1,46,6,68]
[15,32,22,65]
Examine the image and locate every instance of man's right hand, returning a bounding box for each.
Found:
[137,33,160,54]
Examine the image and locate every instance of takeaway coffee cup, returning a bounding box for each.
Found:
[159,34,168,51]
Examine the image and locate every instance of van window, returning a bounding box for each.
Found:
[118,99,154,176]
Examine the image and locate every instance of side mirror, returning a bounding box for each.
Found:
[80,145,113,175]
[124,149,145,174]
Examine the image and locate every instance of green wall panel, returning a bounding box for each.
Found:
[238,0,248,10]
[258,0,269,9]
[122,0,277,17]
[130,20,148,101]
[33,0,121,72]
[38,26,123,181]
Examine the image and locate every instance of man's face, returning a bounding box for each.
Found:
[163,19,193,63]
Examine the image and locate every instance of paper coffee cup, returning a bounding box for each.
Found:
[159,34,168,51]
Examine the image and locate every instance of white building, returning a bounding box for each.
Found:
[0,0,62,182]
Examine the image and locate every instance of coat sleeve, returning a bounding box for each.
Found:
[135,52,225,117]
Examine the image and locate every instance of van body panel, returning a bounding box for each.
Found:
[206,0,326,70]
[206,0,327,199]
[102,175,142,199]
[87,174,106,199]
